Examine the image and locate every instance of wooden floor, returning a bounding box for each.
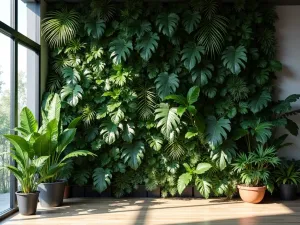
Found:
[2,198,300,225]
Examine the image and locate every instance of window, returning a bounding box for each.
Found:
[18,44,39,119]
[0,33,12,214]
[18,0,40,43]
[0,0,40,219]
[0,0,12,27]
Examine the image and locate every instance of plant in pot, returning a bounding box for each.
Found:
[15,94,96,207]
[177,162,212,198]
[233,145,280,203]
[1,108,49,215]
[274,160,300,200]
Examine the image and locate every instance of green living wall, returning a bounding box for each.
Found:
[43,0,299,198]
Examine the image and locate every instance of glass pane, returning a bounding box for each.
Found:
[18,44,39,119]
[18,0,40,43]
[0,33,11,213]
[0,0,11,27]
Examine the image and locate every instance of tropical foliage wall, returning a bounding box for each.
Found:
[42,0,300,198]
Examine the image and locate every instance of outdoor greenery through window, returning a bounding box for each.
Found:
[0,33,11,213]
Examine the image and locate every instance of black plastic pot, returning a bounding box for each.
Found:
[16,191,39,215]
[280,184,297,201]
[38,180,66,207]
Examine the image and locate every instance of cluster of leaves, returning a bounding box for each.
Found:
[43,0,299,197]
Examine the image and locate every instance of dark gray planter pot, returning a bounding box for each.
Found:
[38,180,66,207]
[280,184,297,201]
[147,188,161,198]
[16,191,39,215]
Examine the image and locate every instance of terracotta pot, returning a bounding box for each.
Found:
[237,185,266,204]
[64,185,70,199]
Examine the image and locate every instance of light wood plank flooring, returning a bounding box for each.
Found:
[2,198,300,225]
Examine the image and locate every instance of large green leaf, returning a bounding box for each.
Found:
[177,173,192,195]
[136,32,159,61]
[100,121,119,145]
[61,67,80,85]
[210,141,237,170]
[4,135,31,166]
[195,163,212,174]
[121,141,145,170]
[156,13,179,37]
[120,123,135,142]
[137,86,156,120]
[182,10,201,34]
[109,38,133,64]
[155,72,179,100]
[195,177,212,199]
[33,132,51,157]
[222,46,247,75]
[147,134,164,151]
[249,91,272,114]
[187,86,200,105]
[61,84,83,107]
[84,19,106,39]
[110,108,124,124]
[93,168,112,193]
[165,140,186,160]
[155,103,180,138]
[197,14,228,56]
[20,107,38,134]
[191,64,214,87]
[253,121,273,144]
[272,94,300,114]
[57,128,76,153]
[47,93,61,122]
[205,116,231,148]
[181,42,205,71]
[61,150,96,162]
[41,9,80,48]
[286,118,299,136]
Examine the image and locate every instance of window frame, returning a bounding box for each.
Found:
[0,0,40,220]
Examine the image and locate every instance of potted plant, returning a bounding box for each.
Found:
[15,94,96,207]
[233,145,280,203]
[274,161,300,200]
[1,108,49,215]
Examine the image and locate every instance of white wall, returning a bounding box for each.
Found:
[276,6,300,159]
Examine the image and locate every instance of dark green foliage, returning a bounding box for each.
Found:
[43,1,299,197]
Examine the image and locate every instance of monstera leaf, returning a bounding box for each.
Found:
[93,168,112,193]
[195,177,212,199]
[272,94,300,114]
[222,46,247,75]
[205,116,231,148]
[182,10,201,34]
[147,134,164,151]
[191,64,214,86]
[120,123,135,142]
[155,103,180,138]
[73,170,90,186]
[155,72,179,100]
[100,121,119,145]
[210,141,237,170]
[61,67,80,85]
[109,38,133,64]
[249,91,272,114]
[84,19,106,39]
[61,84,83,107]
[156,12,179,37]
[136,32,159,61]
[181,42,205,71]
[110,108,124,124]
[121,141,145,170]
